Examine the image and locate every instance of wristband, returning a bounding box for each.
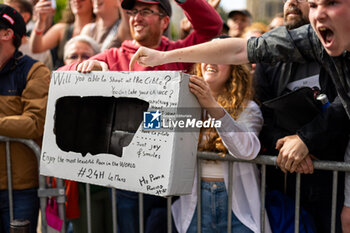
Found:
[34,28,44,35]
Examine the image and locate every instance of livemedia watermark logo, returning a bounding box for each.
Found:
[143,111,161,129]
[143,110,221,130]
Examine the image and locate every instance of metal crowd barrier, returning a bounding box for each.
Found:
[83,152,350,233]
[1,136,66,233]
[3,135,350,233]
[198,152,350,233]
[1,136,41,223]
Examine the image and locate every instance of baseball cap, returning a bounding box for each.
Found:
[228,9,252,19]
[121,0,172,17]
[0,4,26,38]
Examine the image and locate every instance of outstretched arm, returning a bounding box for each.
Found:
[129,38,249,70]
[30,0,61,53]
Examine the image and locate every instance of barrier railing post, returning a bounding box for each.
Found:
[260,164,266,233]
[227,162,233,233]
[331,171,338,233]
[139,193,144,233]
[56,179,66,233]
[5,140,14,222]
[167,197,172,233]
[111,188,118,233]
[86,183,92,233]
[294,173,301,233]
[39,175,47,233]
[196,158,202,233]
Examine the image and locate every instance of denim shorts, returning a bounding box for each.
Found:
[186,181,253,233]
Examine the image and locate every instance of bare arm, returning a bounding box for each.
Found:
[129,38,249,70]
[342,206,350,233]
[30,23,65,53]
[30,0,62,53]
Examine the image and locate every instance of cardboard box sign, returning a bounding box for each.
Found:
[40,71,201,196]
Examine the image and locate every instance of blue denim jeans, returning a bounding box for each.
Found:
[116,189,168,233]
[187,181,253,233]
[267,167,344,233]
[0,188,39,233]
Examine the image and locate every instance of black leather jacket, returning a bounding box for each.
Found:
[249,25,350,160]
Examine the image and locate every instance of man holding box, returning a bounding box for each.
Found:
[60,0,222,232]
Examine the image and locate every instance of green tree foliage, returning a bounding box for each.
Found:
[53,0,66,22]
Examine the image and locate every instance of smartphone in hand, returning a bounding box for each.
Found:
[51,0,56,9]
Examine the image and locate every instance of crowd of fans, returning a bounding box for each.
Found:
[1,0,350,232]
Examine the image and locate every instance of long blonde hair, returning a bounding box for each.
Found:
[197,63,253,153]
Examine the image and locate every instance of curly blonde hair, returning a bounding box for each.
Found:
[196,63,253,154]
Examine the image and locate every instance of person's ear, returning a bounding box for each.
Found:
[161,15,170,32]
[0,28,14,41]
